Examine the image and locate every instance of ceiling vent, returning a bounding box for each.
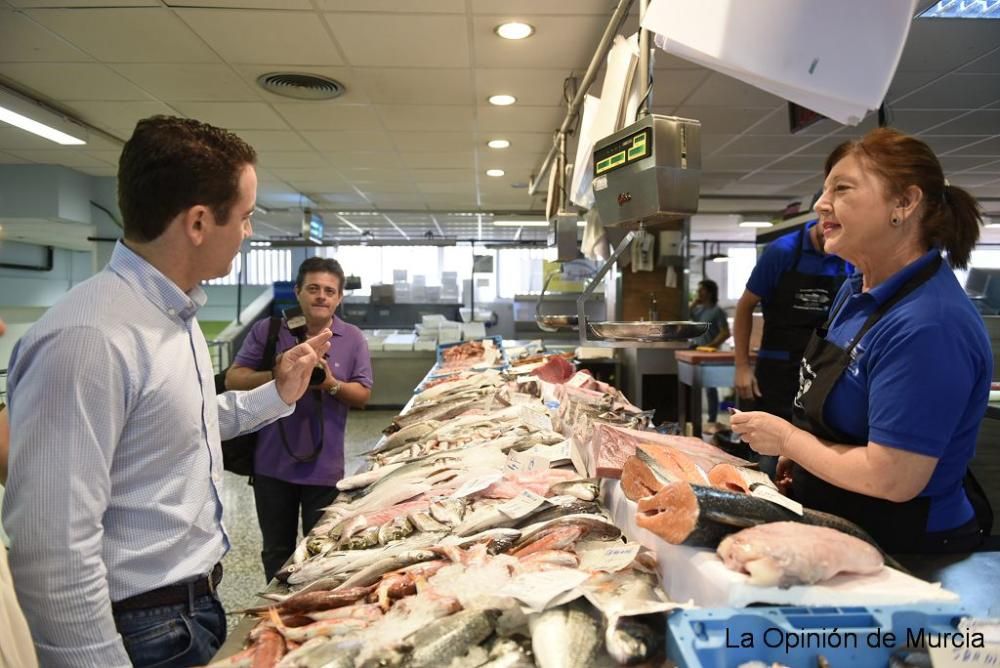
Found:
[256,73,346,100]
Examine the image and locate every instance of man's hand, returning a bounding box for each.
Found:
[775,456,794,494]
[734,363,761,400]
[274,330,332,404]
[311,358,339,392]
[729,410,797,457]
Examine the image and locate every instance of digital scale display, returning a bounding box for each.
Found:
[594,127,651,176]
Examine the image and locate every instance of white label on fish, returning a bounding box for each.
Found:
[517,406,554,433]
[576,541,641,573]
[929,645,1000,668]
[750,483,804,515]
[498,490,547,519]
[500,568,590,612]
[450,472,504,499]
[567,372,592,388]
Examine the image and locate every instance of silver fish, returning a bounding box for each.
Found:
[529,599,603,668]
[377,516,414,545]
[347,526,380,551]
[429,497,468,526]
[604,616,661,665]
[335,549,439,590]
[336,462,406,491]
[547,479,600,502]
[408,510,449,533]
[406,608,501,668]
[276,637,362,668]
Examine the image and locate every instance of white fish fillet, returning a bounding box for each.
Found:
[717,522,884,588]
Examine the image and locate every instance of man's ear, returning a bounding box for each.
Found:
[182,205,211,246]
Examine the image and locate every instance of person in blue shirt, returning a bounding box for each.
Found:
[689,279,731,432]
[733,218,850,474]
[731,128,993,554]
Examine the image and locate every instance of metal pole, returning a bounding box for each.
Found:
[557,132,568,213]
[578,231,637,345]
[638,0,651,118]
[529,0,636,196]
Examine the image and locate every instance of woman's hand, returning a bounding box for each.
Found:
[729,410,798,457]
[733,363,760,400]
[774,456,794,494]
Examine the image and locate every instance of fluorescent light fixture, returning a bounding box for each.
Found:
[919,0,1000,19]
[0,85,87,145]
[495,22,535,39]
[488,94,517,106]
[711,255,730,263]
[494,221,547,228]
[486,169,505,177]
[739,220,774,228]
[487,139,510,149]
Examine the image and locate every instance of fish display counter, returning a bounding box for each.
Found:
[209,339,688,667]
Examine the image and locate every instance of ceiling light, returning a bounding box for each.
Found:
[0,85,87,146]
[710,254,730,263]
[486,169,505,177]
[739,220,774,228]
[919,0,1000,19]
[495,22,535,39]
[494,220,548,227]
[487,139,511,149]
[488,94,517,106]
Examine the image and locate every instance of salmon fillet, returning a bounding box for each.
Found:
[708,464,776,494]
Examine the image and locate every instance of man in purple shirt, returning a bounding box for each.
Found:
[227,257,373,580]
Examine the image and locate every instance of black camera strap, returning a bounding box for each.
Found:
[275,317,326,464]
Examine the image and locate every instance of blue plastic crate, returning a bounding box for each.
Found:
[667,604,969,667]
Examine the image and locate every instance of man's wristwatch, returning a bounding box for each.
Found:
[327,380,341,397]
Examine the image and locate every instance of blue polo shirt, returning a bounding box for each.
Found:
[746,220,851,303]
[821,249,992,532]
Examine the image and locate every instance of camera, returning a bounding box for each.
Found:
[282,305,329,387]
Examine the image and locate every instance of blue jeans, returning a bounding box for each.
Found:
[114,593,226,668]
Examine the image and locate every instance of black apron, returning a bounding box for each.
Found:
[756,228,847,421]
[790,254,992,553]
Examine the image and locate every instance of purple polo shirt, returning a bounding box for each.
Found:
[234,316,373,486]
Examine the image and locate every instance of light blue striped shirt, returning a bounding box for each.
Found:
[2,241,292,667]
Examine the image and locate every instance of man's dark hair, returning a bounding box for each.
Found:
[118,115,257,242]
[296,257,346,292]
[699,279,719,305]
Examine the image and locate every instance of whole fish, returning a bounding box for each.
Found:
[428,497,468,526]
[513,514,621,553]
[547,478,600,501]
[529,599,603,668]
[276,637,362,668]
[335,549,439,590]
[336,462,405,491]
[377,515,414,545]
[604,616,662,665]
[405,608,501,668]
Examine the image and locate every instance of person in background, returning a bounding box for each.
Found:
[2,116,331,667]
[227,257,373,582]
[0,316,39,668]
[732,128,993,553]
[732,209,850,475]
[689,279,731,434]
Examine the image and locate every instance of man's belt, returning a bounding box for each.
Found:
[111,563,223,614]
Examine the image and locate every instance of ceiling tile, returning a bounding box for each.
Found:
[890,74,1000,110]
[887,109,971,134]
[327,152,401,168]
[302,130,395,152]
[273,103,381,131]
[26,8,218,64]
[237,129,312,151]
[357,182,420,194]
[172,102,289,130]
[166,0,312,7]
[8,148,113,168]
[342,168,408,182]
[917,110,1000,135]
[314,192,370,205]
[476,105,562,133]
[393,132,476,152]
[683,72,784,108]
[764,155,829,171]
[377,105,475,132]
[269,165,345,181]
[410,168,475,183]
[351,68,474,105]
[418,181,476,194]
[111,64,259,101]
[674,106,776,136]
[0,8,92,62]
[398,152,474,169]
[85,149,122,164]
[476,151,546,171]
[0,150,32,163]
[940,156,1000,174]
[473,15,605,69]
[257,151,328,169]
[648,69,712,108]
[886,71,947,104]
[897,19,1000,74]
[720,135,817,156]
[368,195,431,209]
[701,134,739,155]
[960,47,1000,75]
[471,0,612,15]
[324,13,469,68]
[474,69,572,107]
[175,9,343,66]
[945,136,1000,157]
[0,63,152,101]
[654,52,707,70]
[319,0,461,10]
[702,154,776,172]
[66,100,178,135]
[74,165,117,176]
[7,0,158,5]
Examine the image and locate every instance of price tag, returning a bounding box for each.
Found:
[518,407,554,433]
[500,568,590,612]
[498,490,547,519]
[505,451,523,472]
[929,646,1000,668]
[576,541,641,573]
[567,372,591,388]
[750,483,803,515]
[450,472,504,499]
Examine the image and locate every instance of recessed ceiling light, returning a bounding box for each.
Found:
[488,94,516,106]
[739,220,774,228]
[486,169,505,177]
[487,139,510,149]
[495,22,535,39]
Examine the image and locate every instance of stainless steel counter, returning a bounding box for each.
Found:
[369,350,436,408]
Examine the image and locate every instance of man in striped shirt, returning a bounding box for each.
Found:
[2,116,330,667]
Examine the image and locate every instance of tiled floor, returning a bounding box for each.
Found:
[216,409,396,630]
